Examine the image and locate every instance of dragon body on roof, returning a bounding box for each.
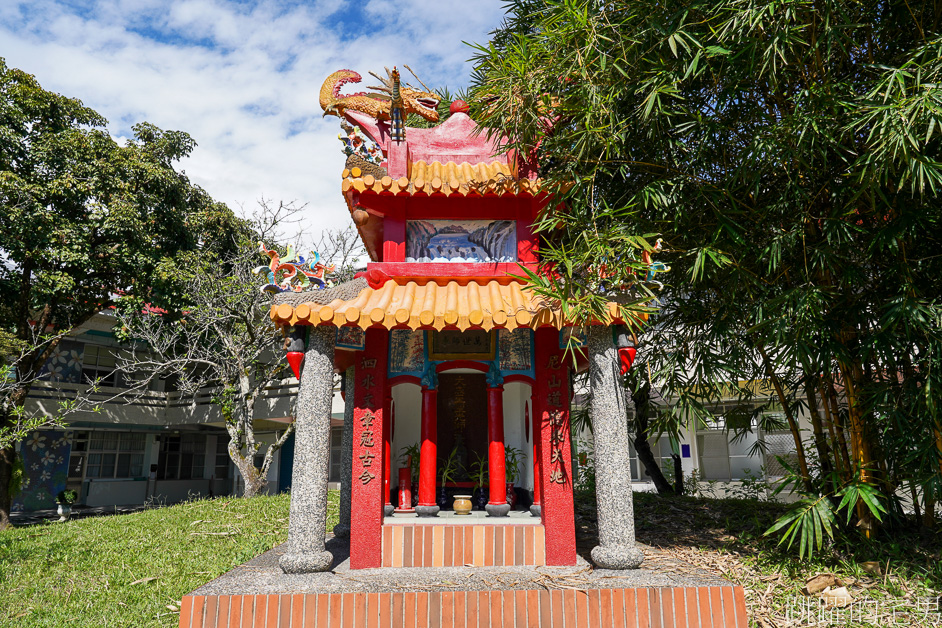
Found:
[319,68,440,123]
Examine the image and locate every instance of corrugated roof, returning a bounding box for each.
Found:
[341,161,541,197]
[269,279,620,331]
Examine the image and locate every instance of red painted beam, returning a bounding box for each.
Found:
[366,262,537,285]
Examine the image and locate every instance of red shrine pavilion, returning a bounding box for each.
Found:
[175,68,750,628]
[268,69,628,571]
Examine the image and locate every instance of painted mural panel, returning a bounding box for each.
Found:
[39,339,84,384]
[406,220,516,262]
[388,330,425,374]
[499,329,532,372]
[13,430,73,511]
[337,327,366,350]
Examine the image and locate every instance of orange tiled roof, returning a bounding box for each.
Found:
[341,161,541,197]
[270,279,620,331]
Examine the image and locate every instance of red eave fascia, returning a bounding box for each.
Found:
[363,262,539,286]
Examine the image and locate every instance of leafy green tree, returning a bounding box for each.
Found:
[113,204,364,498]
[0,59,239,529]
[471,0,942,555]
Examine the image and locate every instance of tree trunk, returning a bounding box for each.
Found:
[837,358,878,537]
[817,379,848,482]
[755,343,813,493]
[804,377,833,487]
[0,445,13,530]
[629,379,674,495]
[923,494,935,531]
[231,449,266,498]
[824,378,853,476]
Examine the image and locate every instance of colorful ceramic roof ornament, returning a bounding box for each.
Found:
[319,67,440,124]
[641,238,671,290]
[255,243,335,294]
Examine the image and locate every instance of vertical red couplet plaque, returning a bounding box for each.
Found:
[533,327,577,565]
[350,327,388,569]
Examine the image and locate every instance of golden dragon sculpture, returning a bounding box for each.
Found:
[319,67,441,123]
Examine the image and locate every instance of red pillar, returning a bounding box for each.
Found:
[530,401,543,514]
[486,383,509,515]
[349,327,388,569]
[533,326,577,565]
[417,383,439,516]
[383,394,393,516]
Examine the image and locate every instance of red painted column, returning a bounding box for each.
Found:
[416,382,439,516]
[382,393,393,516]
[533,327,577,565]
[486,383,509,514]
[530,401,543,515]
[349,327,388,569]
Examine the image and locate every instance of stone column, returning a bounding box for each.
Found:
[280,326,336,574]
[587,325,644,570]
[333,366,354,539]
[485,362,510,517]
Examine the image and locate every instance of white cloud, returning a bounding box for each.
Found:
[0,0,506,245]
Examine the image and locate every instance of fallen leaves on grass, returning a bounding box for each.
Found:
[129,577,159,586]
[802,573,843,595]
[820,585,853,608]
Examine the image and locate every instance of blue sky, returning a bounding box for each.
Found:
[0,0,506,238]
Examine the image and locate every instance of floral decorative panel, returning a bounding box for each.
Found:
[39,339,84,384]
[13,430,73,511]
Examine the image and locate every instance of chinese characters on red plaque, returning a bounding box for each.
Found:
[546,356,567,484]
[358,356,378,485]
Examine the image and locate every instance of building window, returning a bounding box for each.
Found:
[215,436,231,480]
[82,345,120,388]
[329,427,343,482]
[158,434,206,480]
[696,405,771,480]
[72,431,146,479]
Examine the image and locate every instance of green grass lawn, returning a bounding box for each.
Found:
[4,488,940,627]
[0,491,338,627]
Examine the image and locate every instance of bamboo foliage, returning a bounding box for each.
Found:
[470,0,942,556]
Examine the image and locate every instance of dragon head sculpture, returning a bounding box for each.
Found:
[319,67,441,123]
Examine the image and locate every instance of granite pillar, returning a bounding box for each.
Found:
[332,366,354,538]
[587,325,644,570]
[280,326,336,574]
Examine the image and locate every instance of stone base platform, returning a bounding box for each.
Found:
[178,539,747,627]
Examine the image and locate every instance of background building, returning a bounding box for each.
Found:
[14,311,346,512]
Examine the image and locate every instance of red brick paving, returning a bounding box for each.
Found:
[179,585,747,627]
